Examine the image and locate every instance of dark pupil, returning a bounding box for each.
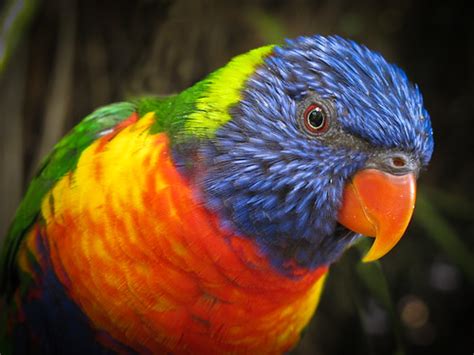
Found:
[308,108,324,128]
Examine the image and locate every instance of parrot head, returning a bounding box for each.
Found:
[176,35,433,271]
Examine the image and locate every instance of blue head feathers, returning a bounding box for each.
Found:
[176,35,434,272]
[271,35,434,165]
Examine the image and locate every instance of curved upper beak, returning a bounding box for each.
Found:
[337,169,417,262]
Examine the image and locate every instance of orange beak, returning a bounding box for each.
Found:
[337,169,416,262]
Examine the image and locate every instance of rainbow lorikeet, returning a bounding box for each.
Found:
[0,35,433,354]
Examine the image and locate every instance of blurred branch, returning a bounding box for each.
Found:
[414,191,474,282]
[85,36,110,108]
[0,42,27,238]
[0,0,38,75]
[32,0,76,172]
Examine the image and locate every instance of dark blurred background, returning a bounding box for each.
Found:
[0,0,472,354]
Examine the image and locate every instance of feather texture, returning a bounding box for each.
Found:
[2,112,326,353]
[0,34,434,354]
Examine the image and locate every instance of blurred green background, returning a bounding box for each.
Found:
[0,0,472,354]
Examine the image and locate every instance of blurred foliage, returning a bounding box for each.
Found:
[415,189,474,282]
[0,0,473,354]
[355,240,404,355]
[248,9,286,44]
[0,0,38,74]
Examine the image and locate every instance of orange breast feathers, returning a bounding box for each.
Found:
[39,112,328,354]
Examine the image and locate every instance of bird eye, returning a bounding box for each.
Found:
[303,103,328,134]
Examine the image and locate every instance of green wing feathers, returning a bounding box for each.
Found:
[0,102,137,295]
[0,47,266,295]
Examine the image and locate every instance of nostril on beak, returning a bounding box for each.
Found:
[391,156,407,168]
[369,153,417,175]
